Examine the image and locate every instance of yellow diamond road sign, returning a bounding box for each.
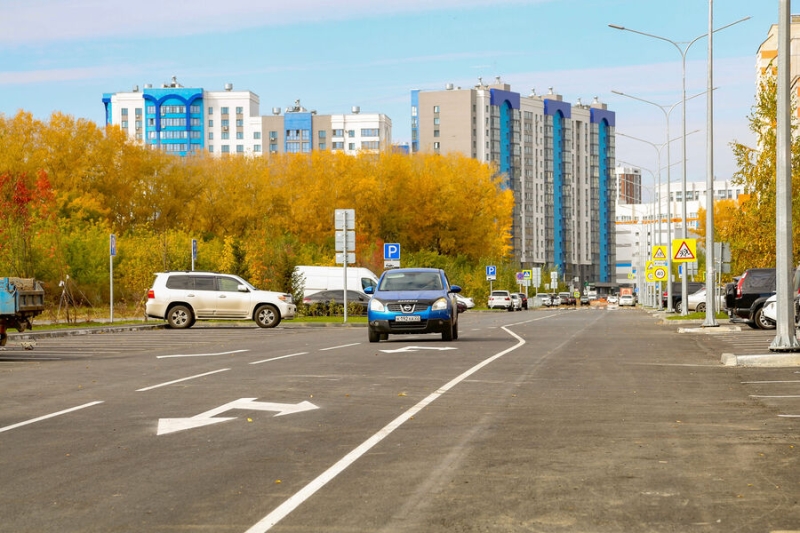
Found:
[672,239,697,263]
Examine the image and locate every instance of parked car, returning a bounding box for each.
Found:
[674,287,725,314]
[510,293,523,311]
[558,291,576,306]
[550,294,562,306]
[364,267,461,342]
[725,268,776,329]
[455,294,475,311]
[515,293,528,309]
[488,290,514,311]
[619,294,635,306]
[607,294,619,304]
[663,281,705,310]
[539,294,553,307]
[580,294,590,306]
[759,265,800,326]
[145,271,296,329]
[303,289,370,315]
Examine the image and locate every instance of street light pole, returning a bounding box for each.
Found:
[610,14,751,316]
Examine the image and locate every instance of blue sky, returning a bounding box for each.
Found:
[0,0,777,192]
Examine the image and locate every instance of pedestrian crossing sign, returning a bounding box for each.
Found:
[672,239,697,263]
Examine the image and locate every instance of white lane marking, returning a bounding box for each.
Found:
[136,369,230,392]
[157,349,249,359]
[319,343,360,351]
[741,380,800,384]
[244,325,527,533]
[250,352,309,365]
[0,401,104,434]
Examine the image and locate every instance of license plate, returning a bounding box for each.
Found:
[394,315,420,322]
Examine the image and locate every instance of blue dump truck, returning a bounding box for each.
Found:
[0,277,45,346]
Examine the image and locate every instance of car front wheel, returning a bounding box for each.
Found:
[167,305,194,329]
[368,327,380,343]
[255,304,280,328]
[696,302,706,313]
[754,307,776,330]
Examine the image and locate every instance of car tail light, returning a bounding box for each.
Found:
[736,272,747,298]
[147,289,155,299]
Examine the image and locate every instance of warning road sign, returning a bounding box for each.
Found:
[652,245,667,261]
[672,239,697,263]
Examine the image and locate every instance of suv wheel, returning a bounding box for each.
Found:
[368,327,380,343]
[167,304,194,329]
[754,307,776,330]
[255,304,280,328]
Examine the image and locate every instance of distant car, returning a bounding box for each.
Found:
[455,294,475,311]
[580,294,590,306]
[539,294,552,307]
[550,294,562,306]
[558,291,576,306]
[303,289,370,315]
[510,293,522,311]
[674,287,725,314]
[607,294,618,304]
[488,290,514,311]
[515,293,528,309]
[618,294,635,307]
[365,267,460,342]
[145,271,296,329]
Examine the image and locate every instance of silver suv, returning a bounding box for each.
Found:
[145,272,296,329]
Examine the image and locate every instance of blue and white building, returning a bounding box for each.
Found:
[412,78,616,285]
[103,78,392,157]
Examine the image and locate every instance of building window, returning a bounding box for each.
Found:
[208,132,214,140]
[333,129,344,137]
[221,132,229,140]
[319,142,327,150]
[434,130,440,137]
[208,119,214,127]
[348,142,356,150]
[135,108,142,117]
[433,118,440,125]
[347,130,355,138]
[302,142,311,152]
[269,131,278,140]
[221,145,230,153]
[318,130,326,138]
[254,144,261,152]
[221,119,229,127]
[236,132,244,140]
[236,119,243,127]
[208,107,213,115]
[333,141,344,150]
[236,145,244,153]
[221,107,229,115]
[362,141,379,150]
[253,131,261,139]
[269,143,278,152]
[208,145,214,152]
[433,142,440,150]
[361,128,379,137]
[433,105,440,113]
[236,106,243,115]
[121,108,128,116]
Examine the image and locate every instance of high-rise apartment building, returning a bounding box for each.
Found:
[412,78,616,284]
[615,166,642,205]
[103,78,391,156]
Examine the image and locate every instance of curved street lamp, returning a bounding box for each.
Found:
[609,15,751,315]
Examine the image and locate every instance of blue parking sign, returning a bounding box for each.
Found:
[384,243,400,260]
[486,265,496,280]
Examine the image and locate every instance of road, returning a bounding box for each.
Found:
[2,308,800,532]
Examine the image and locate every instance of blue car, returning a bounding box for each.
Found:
[364,268,462,343]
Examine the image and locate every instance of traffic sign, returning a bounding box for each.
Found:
[652,245,667,261]
[486,265,496,281]
[110,234,116,257]
[672,238,697,263]
[334,209,355,230]
[384,243,400,260]
[653,266,668,282]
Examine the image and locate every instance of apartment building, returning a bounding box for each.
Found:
[412,78,616,284]
[103,79,391,156]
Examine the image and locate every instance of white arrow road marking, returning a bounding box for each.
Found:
[379,346,458,353]
[157,398,319,436]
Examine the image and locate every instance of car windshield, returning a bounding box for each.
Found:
[380,271,443,291]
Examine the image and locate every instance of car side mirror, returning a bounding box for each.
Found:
[450,285,462,294]
[237,284,249,292]
[364,286,374,295]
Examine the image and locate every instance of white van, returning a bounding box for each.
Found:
[295,265,379,297]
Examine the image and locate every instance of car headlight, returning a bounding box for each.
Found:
[369,299,385,312]
[432,297,448,311]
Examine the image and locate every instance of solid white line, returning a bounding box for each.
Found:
[244,325,527,533]
[250,352,309,365]
[136,369,230,392]
[741,380,800,384]
[751,395,800,398]
[319,343,360,351]
[157,349,249,359]
[0,401,104,434]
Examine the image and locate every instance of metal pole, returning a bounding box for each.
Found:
[770,0,800,351]
[703,0,718,327]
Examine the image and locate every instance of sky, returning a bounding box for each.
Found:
[0,0,779,196]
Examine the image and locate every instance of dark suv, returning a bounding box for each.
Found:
[725,268,776,329]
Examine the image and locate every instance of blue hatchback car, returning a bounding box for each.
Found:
[364,268,462,343]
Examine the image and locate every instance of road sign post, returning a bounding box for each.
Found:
[335,209,355,322]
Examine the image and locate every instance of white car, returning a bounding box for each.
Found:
[488,290,513,310]
[510,293,523,311]
[762,294,800,326]
[674,287,726,314]
[455,294,475,309]
[619,294,635,306]
[146,271,296,328]
[607,295,618,304]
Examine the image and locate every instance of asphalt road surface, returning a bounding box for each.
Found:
[2,308,799,532]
